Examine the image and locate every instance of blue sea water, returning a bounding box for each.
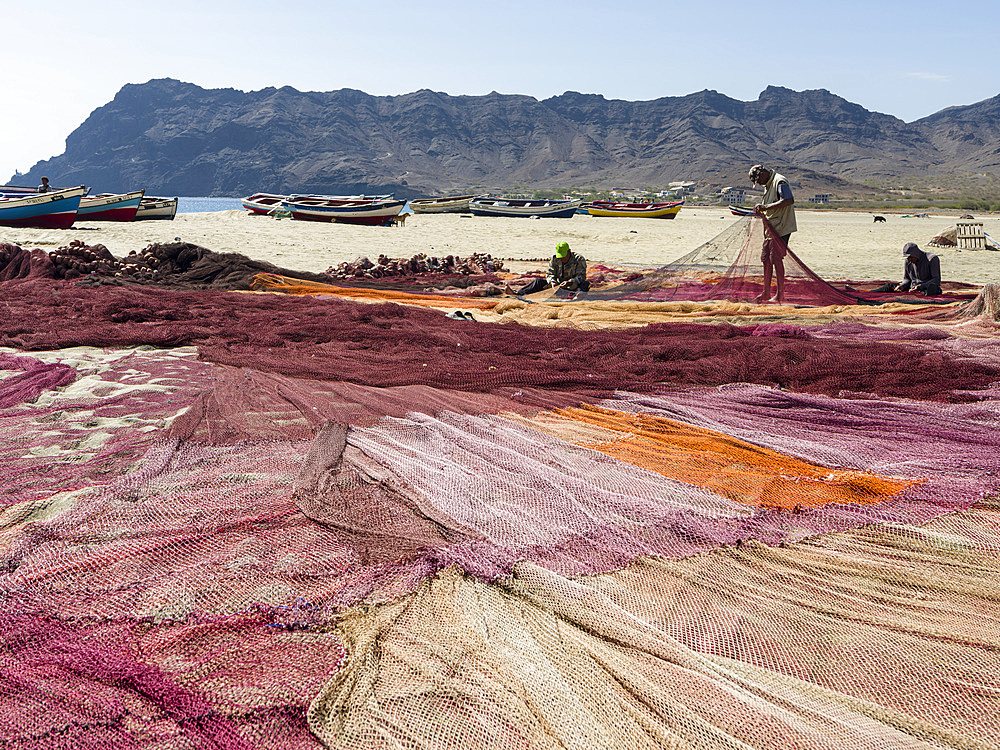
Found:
[176,197,243,213]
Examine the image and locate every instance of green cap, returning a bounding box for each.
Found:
[555,241,570,258]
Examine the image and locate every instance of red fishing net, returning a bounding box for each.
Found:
[0,279,996,402]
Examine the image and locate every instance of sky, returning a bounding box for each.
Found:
[3,0,999,182]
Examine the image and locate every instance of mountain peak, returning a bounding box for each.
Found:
[12,82,1000,195]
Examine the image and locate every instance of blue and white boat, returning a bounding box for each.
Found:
[77,190,145,222]
[0,186,86,229]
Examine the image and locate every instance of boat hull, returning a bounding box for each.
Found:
[409,195,480,214]
[0,187,86,229]
[77,190,145,222]
[284,198,406,225]
[468,198,582,218]
[586,201,683,218]
[134,197,178,220]
[241,193,288,215]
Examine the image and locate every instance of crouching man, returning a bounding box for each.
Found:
[509,241,589,296]
[897,242,941,296]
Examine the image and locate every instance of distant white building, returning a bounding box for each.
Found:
[808,193,832,204]
[718,187,746,204]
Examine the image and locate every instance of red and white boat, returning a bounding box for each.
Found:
[241,193,288,215]
[0,186,86,229]
[77,190,145,222]
[283,195,406,225]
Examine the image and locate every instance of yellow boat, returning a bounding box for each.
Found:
[586,200,683,218]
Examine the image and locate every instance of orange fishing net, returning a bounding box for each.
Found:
[250,272,500,309]
[552,404,919,510]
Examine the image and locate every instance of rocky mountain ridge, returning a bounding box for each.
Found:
[12,78,1000,198]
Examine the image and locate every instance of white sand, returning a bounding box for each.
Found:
[3,207,999,286]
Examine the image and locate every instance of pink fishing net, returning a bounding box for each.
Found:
[2,251,1000,747]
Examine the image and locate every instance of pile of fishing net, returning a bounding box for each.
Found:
[0,240,331,290]
[2,222,1000,748]
[325,251,504,280]
[318,252,511,297]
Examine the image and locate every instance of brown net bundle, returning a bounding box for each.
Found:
[957,281,1000,320]
[0,240,333,290]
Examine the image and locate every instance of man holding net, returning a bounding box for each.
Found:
[897,242,941,295]
[749,164,797,303]
[507,241,589,297]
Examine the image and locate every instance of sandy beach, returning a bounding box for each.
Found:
[3,206,998,287]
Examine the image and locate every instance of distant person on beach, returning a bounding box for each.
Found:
[896,242,941,295]
[507,241,589,296]
[37,177,51,193]
[749,164,797,302]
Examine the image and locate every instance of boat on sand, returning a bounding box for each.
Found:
[586,200,683,219]
[241,193,288,215]
[77,190,145,222]
[134,196,178,221]
[0,186,86,229]
[468,197,582,218]
[409,194,482,214]
[283,195,406,225]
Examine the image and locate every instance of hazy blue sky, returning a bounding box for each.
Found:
[4,0,998,183]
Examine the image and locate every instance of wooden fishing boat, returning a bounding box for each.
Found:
[244,192,395,217]
[409,194,482,214]
[468,197,582,218]
[0,186,86,229]
[77,190,145,222]
[134,196,178,221]
[241,193,288,215]
[283,195,406,225]
[729,205,754,216]
[586,200,683,219]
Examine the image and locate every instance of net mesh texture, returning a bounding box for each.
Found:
[584,215,977,306]
[1,224,1000,749]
